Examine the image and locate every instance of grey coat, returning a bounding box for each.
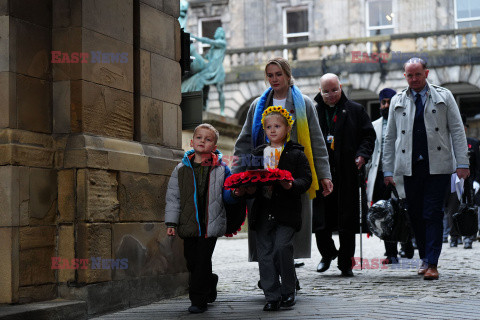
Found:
[233,86,331,260]
[383,82,469,177]
[165,149,236,238]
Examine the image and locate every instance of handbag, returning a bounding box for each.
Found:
[366,184,411,242]
[452,177,479,236]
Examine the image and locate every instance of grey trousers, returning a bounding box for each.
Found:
[256,215,296,302]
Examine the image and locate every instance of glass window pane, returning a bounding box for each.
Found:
[369,0,393,27]
[201,20,222,38]
[457,0,480,19]
[369,28,394,36]
[287,10,308,34]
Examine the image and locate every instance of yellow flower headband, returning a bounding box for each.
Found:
[261,106,294,129]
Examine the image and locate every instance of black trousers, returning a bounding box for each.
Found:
[315,228,355,271]
[183,237,217,307]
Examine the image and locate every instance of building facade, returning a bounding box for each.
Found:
[184,0,480,137]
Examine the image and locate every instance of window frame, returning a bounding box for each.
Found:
[366,0,394,37]
[454,0,480,28]
[197,17,222,54]
[282,6,310,45]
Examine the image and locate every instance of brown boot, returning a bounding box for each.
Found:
[423,265,439,280]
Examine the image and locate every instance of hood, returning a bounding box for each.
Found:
[182,149,223,168]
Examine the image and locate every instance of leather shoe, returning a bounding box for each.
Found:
[340,268,354,277]
[188,305,207,313]
[423,266,439,280]
[280,294,296,308]
[316,252,338,272]
[450,240,457,248]
[464,241,473,249]
[207,273,218,303]
[417,261,428,275]
[263,301,281,311]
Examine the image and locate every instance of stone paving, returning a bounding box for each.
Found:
[93,233,480,319]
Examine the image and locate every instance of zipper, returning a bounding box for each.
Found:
[204,168,211,238]
[191,168,201,236]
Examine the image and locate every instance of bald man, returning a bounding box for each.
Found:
[312,73,375,277]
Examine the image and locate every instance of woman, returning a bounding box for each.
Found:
[233,57,333,264]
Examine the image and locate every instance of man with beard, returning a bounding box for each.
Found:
[313,73,376,277]
[366,88,414,263]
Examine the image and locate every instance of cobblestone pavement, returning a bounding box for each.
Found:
[94,234,480,319]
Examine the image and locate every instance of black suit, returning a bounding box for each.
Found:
[313,92,375,271]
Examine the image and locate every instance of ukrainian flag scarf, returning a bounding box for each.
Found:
[252,85,319,199]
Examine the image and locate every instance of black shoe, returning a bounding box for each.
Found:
[188,305,207,313]
[316,252,338,272]
[294,261,305,268]
[280,294,296,308]
[400,241,414,259]
[207,273,218,303]
[450,240,458,248]
[263,301,281,311]
[464,241,473,249]
[339,268,354,277]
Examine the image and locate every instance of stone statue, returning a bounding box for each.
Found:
[179,0,189,30]
[181,27,227,116]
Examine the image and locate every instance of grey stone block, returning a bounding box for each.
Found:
[53,81,71,133]
[0,299,87,320]
[0,16,9,72]
[163,0,180,18]
[0,72,16,128]
[139,3,175,59]
[83,0,133,45]
[52,0,82,28]
[16,74,52,134]
[151,54,181,105]
[140,0,163,11]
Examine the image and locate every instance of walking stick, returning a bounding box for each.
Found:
[358,169,364,270]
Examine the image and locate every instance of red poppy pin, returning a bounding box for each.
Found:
[333,115,337,122]
[469,144,472,149]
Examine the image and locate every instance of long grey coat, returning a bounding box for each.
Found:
[233,86,331,260]
[383,82,469,177]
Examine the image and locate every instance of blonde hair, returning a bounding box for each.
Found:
[193,123,219,144]
[264,57,295,86]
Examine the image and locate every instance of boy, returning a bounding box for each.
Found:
[165,123,237,314]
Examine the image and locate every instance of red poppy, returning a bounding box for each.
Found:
[469,144,472,149]
[333,115,338,122]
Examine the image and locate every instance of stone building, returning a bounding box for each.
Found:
[0,0,188,317]
[184,0,480,138]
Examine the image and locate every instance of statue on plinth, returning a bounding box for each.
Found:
[181,27,227,116]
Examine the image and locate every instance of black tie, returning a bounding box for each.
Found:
[415,93,424,118]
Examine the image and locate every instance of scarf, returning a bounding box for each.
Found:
[252,85,320,199]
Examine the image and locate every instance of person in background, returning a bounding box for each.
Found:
[443,114,480,249]
[366,88,414,263]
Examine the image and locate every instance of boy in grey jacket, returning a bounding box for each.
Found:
[165,123,237,313]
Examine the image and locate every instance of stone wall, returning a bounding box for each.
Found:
[0,0,188,316]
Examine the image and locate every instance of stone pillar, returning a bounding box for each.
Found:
[0,0,188,315]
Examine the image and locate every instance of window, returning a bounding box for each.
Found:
[198,18,222,54]
[366,0,394,36]
[456,0,480,28]
[283,7,309,44]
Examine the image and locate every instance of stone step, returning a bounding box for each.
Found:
[0,299,87,320]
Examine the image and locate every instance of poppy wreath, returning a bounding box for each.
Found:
[224,168,294,189]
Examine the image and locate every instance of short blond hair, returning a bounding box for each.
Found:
[193,123,219,144]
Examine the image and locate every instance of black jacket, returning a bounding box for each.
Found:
[313,91,375,232]
[248,141,312,231]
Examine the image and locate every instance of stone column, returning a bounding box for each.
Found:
[0,0,188,314]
